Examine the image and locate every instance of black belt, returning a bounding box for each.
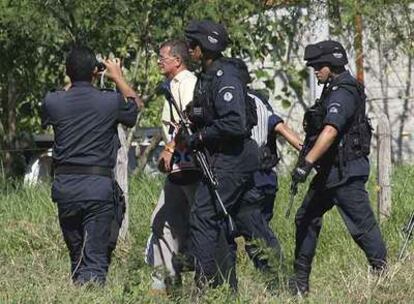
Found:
[208,138,245,154]
[54,165,113,177]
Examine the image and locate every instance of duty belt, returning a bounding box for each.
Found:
[54,165,113,177]
[208,138,245,154]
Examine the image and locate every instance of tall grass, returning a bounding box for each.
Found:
[0,167,413,303]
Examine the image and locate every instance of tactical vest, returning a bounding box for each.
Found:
[302,80,372,163]
[190,58,257,137]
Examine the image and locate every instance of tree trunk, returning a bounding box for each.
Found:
[4,72,18,175]
[115,125,129,240]
[135,130,162,175]
[377,114,392,221]
[397,53,412,162]
[377,35,390,118]
[354,9,364,84]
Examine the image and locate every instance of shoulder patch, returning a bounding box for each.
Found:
[329,107,339,113]
[216,69,224,77]
[223,92,233,102]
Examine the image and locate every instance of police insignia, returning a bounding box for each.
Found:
[208,35,218,44]
[332,86,338,91]
[329,107,339,113]
[223,92,233,102]
[216,69,223,77]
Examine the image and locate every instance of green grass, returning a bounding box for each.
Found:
[0,167,413,303]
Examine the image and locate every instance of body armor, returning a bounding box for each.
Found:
[302,80,372,164]
[189,57,257,137]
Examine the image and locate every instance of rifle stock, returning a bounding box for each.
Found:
[285,140,309,218]
[285,181,298,218]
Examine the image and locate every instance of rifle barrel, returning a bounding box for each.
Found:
[398,210,414,260]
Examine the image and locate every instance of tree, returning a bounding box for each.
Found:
[0,0,64,175]
[326,0,414,163]
[1,0,312,176]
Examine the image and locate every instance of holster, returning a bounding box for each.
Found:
[108,181,126,255]
[113,181,126,226]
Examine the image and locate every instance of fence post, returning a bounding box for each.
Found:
[377,113,392,221]
[116,125,129,240]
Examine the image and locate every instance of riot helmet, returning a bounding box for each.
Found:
[184,20,229,53]
[304,40,348,67]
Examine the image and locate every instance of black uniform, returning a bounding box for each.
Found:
[41,81,138,284]
[293,71,387,291]
[188,57,258,290]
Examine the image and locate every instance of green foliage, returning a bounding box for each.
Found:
[0,1,310,134]
[1,166,414,303]
[2,0,413,174]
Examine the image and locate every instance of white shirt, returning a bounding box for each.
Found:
[250,93,274,147]
[161,69,197,141]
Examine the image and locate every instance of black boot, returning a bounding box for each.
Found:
[172,253,195,273]
[370,259,387,277]
[288,260,311,296]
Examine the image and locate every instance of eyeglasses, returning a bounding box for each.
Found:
[158,56,177,63]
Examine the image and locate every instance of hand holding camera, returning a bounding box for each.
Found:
[96,57,142,108]
[101,58,124,82]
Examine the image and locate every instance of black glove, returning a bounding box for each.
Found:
[183,132,204,151]
[292,159,313,184]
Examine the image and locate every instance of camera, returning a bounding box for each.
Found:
[96,61,106,72]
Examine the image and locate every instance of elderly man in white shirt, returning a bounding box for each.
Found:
[145,39,199,294]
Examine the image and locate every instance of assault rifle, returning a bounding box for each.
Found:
[285,180,298,218]
[398,210,414,260]
[285,142,308,218]
[161,83,235,234]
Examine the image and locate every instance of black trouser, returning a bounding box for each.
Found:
[188,171,253,290]
[294,176,387,281]
[235,186,283,271]
[261,186,277,224]
[57,200,116,285]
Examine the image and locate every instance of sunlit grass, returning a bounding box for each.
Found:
[0,167,413,303]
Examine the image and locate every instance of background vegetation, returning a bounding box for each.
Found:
[1,0,413,175]
[1,1,413,302]
[0,166,413,303]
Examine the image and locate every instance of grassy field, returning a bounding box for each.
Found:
[0,166,413,303]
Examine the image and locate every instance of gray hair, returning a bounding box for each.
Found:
[159,39,190,67]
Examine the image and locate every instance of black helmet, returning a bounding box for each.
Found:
[184,20,229,53]
[304,40,348,67]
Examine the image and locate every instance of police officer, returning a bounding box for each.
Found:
[289,40,387,295]
[184,20,259,290]
[41,46,140,285]
[233,60,303,271]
